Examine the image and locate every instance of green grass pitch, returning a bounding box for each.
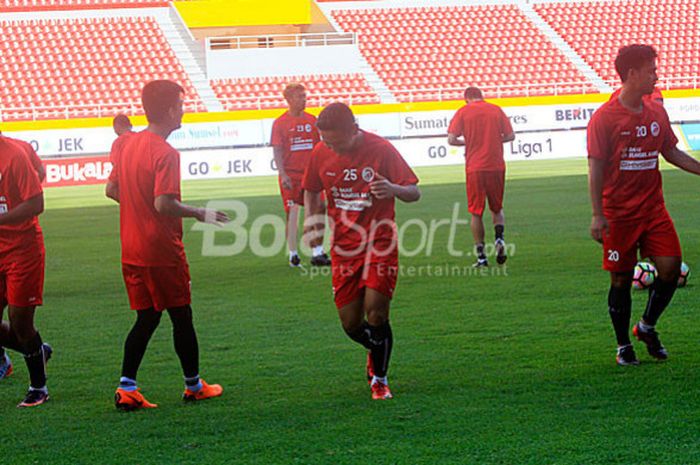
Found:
[2,156,699,464]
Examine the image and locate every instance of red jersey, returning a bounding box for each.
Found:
[587,96,678,221]
[609,87,664,104]
[5,137,43,179]
[108,130,186,266]
[448,101,513,173]
[271,111,320,177]
[0,136,43,255]
[302,131,419,259]
[110,131,135,159]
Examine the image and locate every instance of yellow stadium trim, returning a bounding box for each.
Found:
[173,0,311,28]
[2,89,697,131]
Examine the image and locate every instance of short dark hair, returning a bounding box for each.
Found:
[615,44,657,82]
[464,87,483,100]
[316,102,355,132]
[141,80,184,123]
[113,113,132,128]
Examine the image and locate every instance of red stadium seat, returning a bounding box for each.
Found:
[0,16,202,121]
[0,0,169,11]
[211,74,380,111]
[332,3,598,100]
[534,0,699,87]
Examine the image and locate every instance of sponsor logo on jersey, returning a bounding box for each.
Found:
[335,198,373,211]
[620,158,658,171]
[362,167,375,182]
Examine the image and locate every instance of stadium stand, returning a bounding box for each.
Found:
[0,16,202,121]
[534,0,700,88]
[0,1,697,120]
[331,4,599,100]
[211,73,380,110]
[0,0,168,11]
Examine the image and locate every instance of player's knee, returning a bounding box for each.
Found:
[340,317,363,335]
[167,305,194,329]
[366,308,388,327]
[610,272,633,288]
[656,261,681,283]
[11,324,36,345]
[136,308,163,333]
[343,322,365,340]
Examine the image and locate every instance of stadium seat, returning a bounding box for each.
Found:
[534,0,699,87]
[0,0,168,12]
[331,4,598,100]
[211,74,380,111]
[0,16,201,121]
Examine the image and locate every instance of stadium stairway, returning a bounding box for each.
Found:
[322,6,397,103]
[519,1,612,93]
[155,5,223,112]
[356,50,398,104]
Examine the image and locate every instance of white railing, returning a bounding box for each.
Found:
[0,99,208,123]
[216,91,380,111]
[393,76,700,102]
[206,32,356,51]
[1,76,697,122]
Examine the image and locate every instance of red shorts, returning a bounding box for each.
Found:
[122,262,191,311]
[332,255,398,309]
[602,209,682,272]
[279,175,304,214]
[0,247,45,307]
[466,170,505,216]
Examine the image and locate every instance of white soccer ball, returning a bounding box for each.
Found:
[632,262,657,290]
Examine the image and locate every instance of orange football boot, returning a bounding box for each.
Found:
[182,380,223,402]
[114,388,158,411]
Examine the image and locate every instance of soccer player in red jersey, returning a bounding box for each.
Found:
[303,103,420,400]
[447,87,515,267]
[112,113,134,137]
[0,132,45,182]
[106,80,229,410]
[588,45,700,366]
[109,114,135,173]
[0,135,52,407]
[271,83,330,267]
[610,86,664,105]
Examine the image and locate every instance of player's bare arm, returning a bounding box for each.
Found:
[105,181,119,203]
[302,189,324,246]
[447,133,465,146]
[502,132,516,143]
[0,193,43,226]
[154,194,230,224]
[588,157,608,243]
[369,174,421,202]
[273,145,292,190]
[662,147,700,175]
